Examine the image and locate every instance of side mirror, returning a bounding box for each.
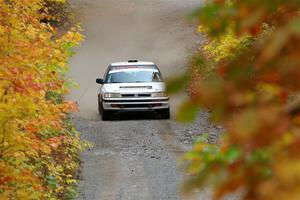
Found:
[96,78,104,84]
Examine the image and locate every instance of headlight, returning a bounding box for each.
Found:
[104,93,121,98]
[151,92,167,98]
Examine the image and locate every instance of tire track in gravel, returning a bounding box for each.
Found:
[75,117,187,200]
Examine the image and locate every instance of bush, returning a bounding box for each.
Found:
[170,1,300,199]
[0,0,87,199]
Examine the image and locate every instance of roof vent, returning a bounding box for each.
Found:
[128,59,138,63]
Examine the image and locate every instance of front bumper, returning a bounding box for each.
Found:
[102,97,170,111]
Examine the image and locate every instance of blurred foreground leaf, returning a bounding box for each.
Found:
[176,100,199,123]
[182,0,300,199]
[166,73,190,94]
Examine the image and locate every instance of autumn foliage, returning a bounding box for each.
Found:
[0,0,86,199]
[176,0,300,199]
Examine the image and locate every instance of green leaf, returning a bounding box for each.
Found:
[47,176,58,188]
[224,146,241,163]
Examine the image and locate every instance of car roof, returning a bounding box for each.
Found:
[110,60,155,66]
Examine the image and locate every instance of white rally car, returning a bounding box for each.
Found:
[96,60,170,120]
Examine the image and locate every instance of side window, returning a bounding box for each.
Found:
[103,66,111,83]
[154,66,164,81]
[152,72,160,82]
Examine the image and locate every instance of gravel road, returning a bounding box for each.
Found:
[68,0,231,199]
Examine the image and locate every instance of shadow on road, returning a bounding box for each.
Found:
[107,112,169,121]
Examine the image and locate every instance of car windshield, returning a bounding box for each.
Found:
[106,69,163,83]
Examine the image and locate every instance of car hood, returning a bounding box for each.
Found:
[102,82,166,93]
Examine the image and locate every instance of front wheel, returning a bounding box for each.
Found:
[98,98,113,121]
[101,109,112,121]
[98,95,102,115]
[158,108,170,119]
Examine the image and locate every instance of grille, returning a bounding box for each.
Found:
[121,94,135,97]
[121,94,151,98]
[120,86,152,89]
[138,94,151,97]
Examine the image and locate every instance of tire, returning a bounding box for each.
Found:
[101,110,112,121]
[98,95,102,115]
[98,97,113,121]
[159,108,170,119]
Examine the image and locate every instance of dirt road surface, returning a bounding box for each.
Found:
[68,1,237,199]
